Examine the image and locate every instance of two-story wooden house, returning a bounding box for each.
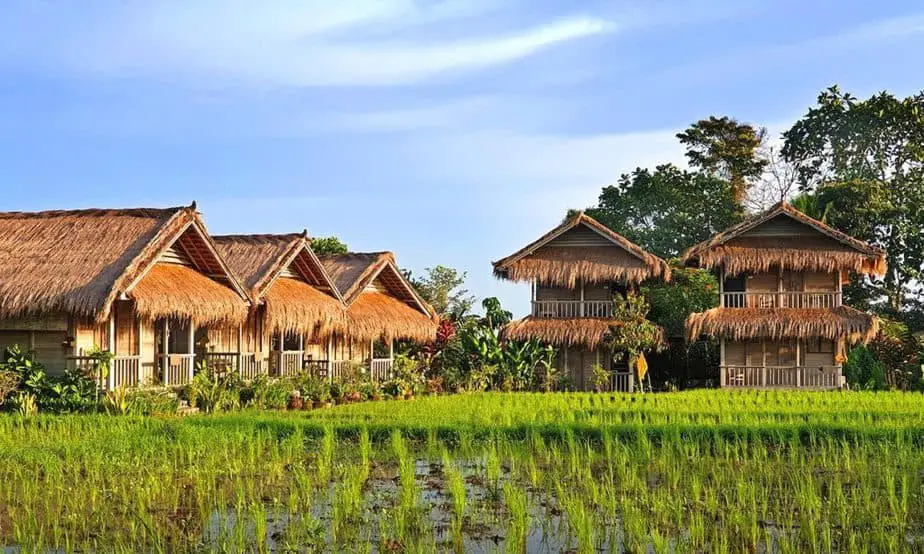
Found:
[493,212,670,390]
[682,202,885,389]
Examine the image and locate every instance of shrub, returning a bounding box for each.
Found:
[0,370,19,408]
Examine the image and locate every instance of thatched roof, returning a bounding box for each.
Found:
[346,291,437,343]
[685,306,879,345]
[680,202,886,276]
[131,264,248,325]
[493,212,670,287]
[0,204,250,323]
[500,317,614,348]
[214,233,344,335]
[320,252,437,343]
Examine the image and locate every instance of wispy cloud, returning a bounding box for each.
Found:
[4,1,613,87]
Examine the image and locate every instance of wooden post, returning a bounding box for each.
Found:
[719,338,726,387]
[719,271,724,307]
[137,319,143,384]
[107,316,116,390]
[162,320,170,386]
[237,324,244,372]
[837,270,843,306]
[187,322,195,383]
[778,266,784,308]
[327,336,334,382]
[761,339,767,387]
[579,279,585,317]
[388,339,394,379]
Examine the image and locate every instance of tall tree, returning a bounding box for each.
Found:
[676,116,768,204]
[584,164,741,259]
[408,265,475,320]
[782,86,924,315]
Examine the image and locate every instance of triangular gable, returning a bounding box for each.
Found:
[493,212,657,270]
[121,208,251,305]
[256,236,344,305]
[349,259,433,318]
[686,202,882,257]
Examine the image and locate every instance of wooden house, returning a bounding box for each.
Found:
[493,212,670,391]
[681,202,885,389]
[211,233,345,378]
[0,204,250,389]
[319,252,437,380]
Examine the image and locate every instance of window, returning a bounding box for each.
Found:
[805,338,833,354]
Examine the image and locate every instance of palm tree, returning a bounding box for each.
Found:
[790,192,832,222]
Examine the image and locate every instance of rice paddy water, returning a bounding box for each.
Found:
[1,390,924,552]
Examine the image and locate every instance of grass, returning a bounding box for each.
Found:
[1,390,924,551]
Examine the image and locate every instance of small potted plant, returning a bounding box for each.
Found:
[329,382,344,405]
[287,391,303,411]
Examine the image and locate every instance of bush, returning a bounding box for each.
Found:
[844,346,887,390]
[0,345,99,414]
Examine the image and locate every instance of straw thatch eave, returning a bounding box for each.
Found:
[320,252,434,318]
[343,291,437,343]
[685,307,879,345]
[130,263,249,325]
[263,277,345,337]
[500,317,615,349]
[493,212,670,287]
[680,201,887,277]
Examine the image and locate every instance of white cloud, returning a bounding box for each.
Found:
[16,1,614,87]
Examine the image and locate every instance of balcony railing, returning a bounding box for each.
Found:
[721,365,844,389]
[721,292,842,309]
[199,352,266,380]
[67,355,147,390]
[531,300,613,319]
[159,354,195,386]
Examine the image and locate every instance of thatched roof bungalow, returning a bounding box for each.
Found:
[0,203,250,386]
[681,201,885,389]
[320,252,436,345]
[493,212,669,391]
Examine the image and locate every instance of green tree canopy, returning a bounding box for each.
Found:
[310,236,348,255]
[408,265,475,320]
[584,164,741,259]
[676,116,768,204]
[782,86,924,315]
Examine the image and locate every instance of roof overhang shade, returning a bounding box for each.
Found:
[263,277,345,336]
[685,307,878,345]
[346,291,436,343]
[130,263,248,325]
[500,317,615,349]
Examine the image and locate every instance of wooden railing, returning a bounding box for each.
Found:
[67,355,144,390]
[160,354,195,386]
[531,300,613,319]
[273,350,304,377]
[329,360,353,381]
[721,292,842,309]
[609,371,634,393]
[721,366,844,389]
[370,358,393,382]
[239,354,263,380]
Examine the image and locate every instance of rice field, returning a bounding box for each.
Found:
[2,391,924,552]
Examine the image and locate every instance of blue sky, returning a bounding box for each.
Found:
[1,1,923,317]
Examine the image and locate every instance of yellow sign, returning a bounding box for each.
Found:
[636,352,648,381]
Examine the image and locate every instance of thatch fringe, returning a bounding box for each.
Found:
[685,307,878,345]
[343,291,437,343]
[681,202,886,276]
[500,317,614,349]
[496,247,671,287]
[493,213,671,287]
[131,263,248,325]
[263,277,345,337]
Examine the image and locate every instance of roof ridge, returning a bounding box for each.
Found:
[0,206,188,220]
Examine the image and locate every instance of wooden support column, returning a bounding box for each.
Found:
[107,315,116,390]
[161,320,170,386]
[761,339,767,387]
[237,324,244,371]
[137,319,144,383]
[579,279,585,317]
[720,338,727,387]
[187,322,195,383]
[327,336,334,382]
